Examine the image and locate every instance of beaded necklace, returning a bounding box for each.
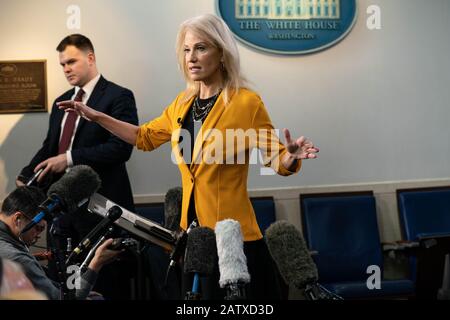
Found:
[192,91,221,122]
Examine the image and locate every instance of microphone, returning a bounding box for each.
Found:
[168,219,198,269]
[163,187,182,231]
[215,219,250,300]
[163,216,196,288]
[79,226,115,273]
[265,220,343,300]
[20,165,101,235]
[183,226,217,300]
[66,205,123,263]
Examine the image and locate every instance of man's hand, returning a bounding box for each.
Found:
[16,179,25,187]
[34,154,68,182]
[89,239,122,273]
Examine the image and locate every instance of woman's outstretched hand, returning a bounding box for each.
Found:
[283,128,319,160]
[57,100,98,122]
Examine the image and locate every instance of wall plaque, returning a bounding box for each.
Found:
[0,60,48,114]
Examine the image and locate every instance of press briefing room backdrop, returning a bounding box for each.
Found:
[0,0,449,302]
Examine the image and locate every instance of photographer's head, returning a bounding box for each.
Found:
[0,186,47,246]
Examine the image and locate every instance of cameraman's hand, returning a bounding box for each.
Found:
[88,238,123,273]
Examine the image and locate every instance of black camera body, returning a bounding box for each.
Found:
[109,238,138,250]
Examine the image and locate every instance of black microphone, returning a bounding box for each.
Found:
[163,187,182,231]
[66,205,122,263]
[20,165,101,235]
[168,219,198,269]
[183,226,217,300]
[265,220,343,300]
[215,219,250,300]
[79,226,115,273]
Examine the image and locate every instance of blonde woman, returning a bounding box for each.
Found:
[59,14,319,299]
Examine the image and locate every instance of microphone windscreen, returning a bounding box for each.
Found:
[106,205,123,221]
[215,219,250,288]
[164,187,182,231]
[265,220,318,289]
[47,165,101,213]
[183,227,217,275]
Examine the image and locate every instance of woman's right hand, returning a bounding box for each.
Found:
[57,100,99,122]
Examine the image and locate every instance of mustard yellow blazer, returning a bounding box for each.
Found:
[136,88,301,241]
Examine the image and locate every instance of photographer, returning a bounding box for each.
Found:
[0,186,121,300]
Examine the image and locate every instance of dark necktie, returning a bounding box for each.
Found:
[58,88,85,154]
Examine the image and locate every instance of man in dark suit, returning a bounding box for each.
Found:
[16,34,138,299]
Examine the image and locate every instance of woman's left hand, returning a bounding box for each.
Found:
[283,128,319,160]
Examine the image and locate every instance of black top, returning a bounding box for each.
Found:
[181,94,219,225]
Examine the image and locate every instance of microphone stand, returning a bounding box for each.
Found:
[185,273,201,300]
[225,282,247,300]
[165,219,198,286]
[48,220,74,300]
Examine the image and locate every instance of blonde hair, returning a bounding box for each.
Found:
[176,14,247,104]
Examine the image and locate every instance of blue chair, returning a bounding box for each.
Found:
[397,187,450,242]
[301,192,414,299]
[397,187,450,298]
[251,197,276,235]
